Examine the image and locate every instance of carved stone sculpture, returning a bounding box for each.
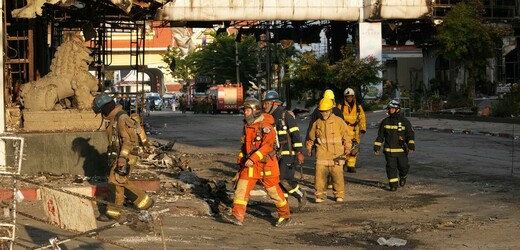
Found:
[20,40,98,111]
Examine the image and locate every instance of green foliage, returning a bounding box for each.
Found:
[435,0,512,100]
[160,46,192,81]
[445,92,472,109]
[332,46,383,101]
[286,51,334,102]
[161,33,259,86]
[285,46,383,104]
[492,84,520,117]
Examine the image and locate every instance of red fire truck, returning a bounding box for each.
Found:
[208,82,244,114]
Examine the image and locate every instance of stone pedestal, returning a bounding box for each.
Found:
[15,131,108,175]
[23,110,103,132]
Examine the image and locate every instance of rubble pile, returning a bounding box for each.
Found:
[142,140,232,216]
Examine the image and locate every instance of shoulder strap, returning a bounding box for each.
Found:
[114,110,126,124]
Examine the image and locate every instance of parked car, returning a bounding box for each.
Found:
[142,92,161,110]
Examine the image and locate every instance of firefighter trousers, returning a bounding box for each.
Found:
[278,157,304,200]
[315,164,344,200]
[105,155,154,219]
[232,176,290,222]
[384,154,410,188]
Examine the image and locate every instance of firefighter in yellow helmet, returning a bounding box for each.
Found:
[92,94,154,221]
[338,88,366,173]
[304,89,344,142]
[306,98,352,203]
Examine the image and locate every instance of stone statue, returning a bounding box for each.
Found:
[20,40,98,111]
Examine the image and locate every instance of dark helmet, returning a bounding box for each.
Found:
[240,97,262,112]
[262,90,282,103]
[93,94,113,113]
[387,99,400,109]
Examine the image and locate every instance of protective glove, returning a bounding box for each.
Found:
[307,148,312,157]
[244,158,254,167]
[115,157,130,176]
[297,152,305,164]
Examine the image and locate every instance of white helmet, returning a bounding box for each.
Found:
[344,88,355,96]
[387,99,400,109]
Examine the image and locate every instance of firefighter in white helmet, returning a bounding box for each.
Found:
[338,88,366,173]
[374,99,415,191]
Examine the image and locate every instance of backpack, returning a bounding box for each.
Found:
[114,111,149,147]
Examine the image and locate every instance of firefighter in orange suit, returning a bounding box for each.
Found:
[93,94,154,221]
[338,88,366,173]
[306,98,352,203]
[222,97,291,227]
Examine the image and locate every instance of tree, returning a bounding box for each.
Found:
[435,0,510,101]
[161,32,259,89]
[187,33,258,85]
[285,51,334,104]
[332,46,383,101]
[161,45,192,82]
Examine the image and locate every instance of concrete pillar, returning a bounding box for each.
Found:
[422,47,436,93]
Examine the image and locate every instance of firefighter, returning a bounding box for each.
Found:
[373,100,415,191]
[223,97,291,227]
[261,90,307,211]
[338,88,367,173]
[304,89,344,190]
[306,98,352,202]
[92,94,154,221]
[304,89,344,142]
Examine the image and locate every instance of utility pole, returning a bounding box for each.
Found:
[235,40,240,84]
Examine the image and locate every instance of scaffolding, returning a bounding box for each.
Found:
[0,136,24,250]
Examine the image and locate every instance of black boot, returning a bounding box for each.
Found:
[399,177,407,187]
[296,191,308,211]
[389,182,398,191]
[222,213,243,226]
[96,214,113,222]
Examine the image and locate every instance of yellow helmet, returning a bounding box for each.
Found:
[323,89,335,100]
[318,98,334,111]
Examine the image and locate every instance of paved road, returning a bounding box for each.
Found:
[145,110,520,178]
[11,109,520,249]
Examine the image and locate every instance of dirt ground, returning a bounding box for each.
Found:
[11,111,520,249]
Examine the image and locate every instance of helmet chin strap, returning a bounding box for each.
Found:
[245,112,259,124]
[322,111,332,120]
[265,103,275,114]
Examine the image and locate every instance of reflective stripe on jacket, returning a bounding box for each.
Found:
[237,113,280,179]
[307,114,352,164]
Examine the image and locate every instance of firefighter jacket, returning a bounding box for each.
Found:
[270,106,303,163]
[306,114,352,166]
[237,113,280,179]
[305,106,344,141]
[105,105,140,160]
[373,113,415,156]
[338,100,366,141]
